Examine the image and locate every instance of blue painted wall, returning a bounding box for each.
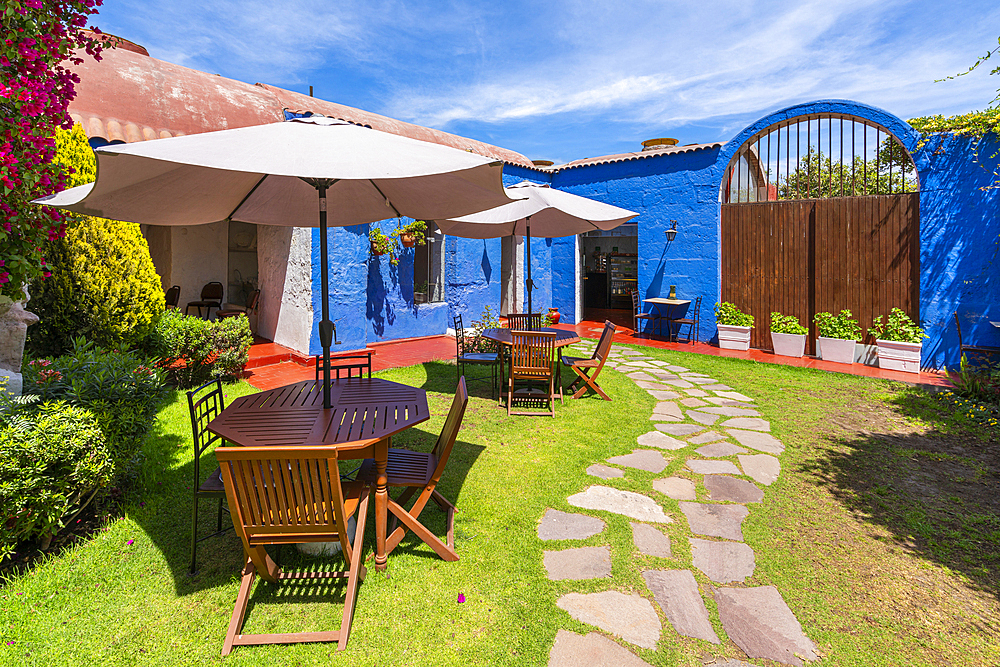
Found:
[445,235,502,328]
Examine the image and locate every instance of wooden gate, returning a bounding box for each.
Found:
[721,193,919,354]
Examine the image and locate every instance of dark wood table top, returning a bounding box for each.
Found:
[208,378,429,450]
[481,327,581,347]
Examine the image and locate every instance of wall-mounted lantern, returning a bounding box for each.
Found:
[665,220,678,242]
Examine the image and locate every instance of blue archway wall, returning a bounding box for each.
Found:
[307,100,998,368]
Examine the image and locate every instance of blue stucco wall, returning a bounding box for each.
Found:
[914,133,1000,368]
[445,235,502,328]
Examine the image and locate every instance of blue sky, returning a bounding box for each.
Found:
[95,0,1000,164]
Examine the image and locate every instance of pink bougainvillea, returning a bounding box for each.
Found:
[0,1,108,300]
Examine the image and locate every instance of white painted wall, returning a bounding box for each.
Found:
[256,225,313,354]
[172,222,228,315]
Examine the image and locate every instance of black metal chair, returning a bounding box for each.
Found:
[315,350,374,380]
[187,378,231,574]
[631,290,660,337]
[674,296,702,343]
[165,285,181,309]
[955,312,1000,365]
[186,281,224,319]
[454,314,499,399]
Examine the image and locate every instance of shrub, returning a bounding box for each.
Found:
[714,302,754,327]
[868,308,928,344]
[22,339,168,475]
[146,310,252,388]
[463,305,501,354]
[27,125,165,357]
[770,312,807,335]
[0,400,113,557]
[814,310,862,341]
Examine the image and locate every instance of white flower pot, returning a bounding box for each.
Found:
[718,324,752,351]
[876,339,922,373]
[770,332,806,358]
[818,337,856,364]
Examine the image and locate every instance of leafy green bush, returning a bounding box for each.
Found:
[814,310,862,341]
[22,339,168,475]
[463,305,501,354]
[770,312,807,335]
[27,125,165,357]
[714,302,754,327]
[0,400,113,558]
[145,310,252,388]
[868,308,928,344]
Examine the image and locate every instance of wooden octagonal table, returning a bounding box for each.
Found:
[209,378,429,572]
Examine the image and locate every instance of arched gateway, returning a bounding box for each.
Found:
[718,102,921,355]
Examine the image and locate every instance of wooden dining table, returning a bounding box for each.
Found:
[208,378,429,573]
[481,327,581,402]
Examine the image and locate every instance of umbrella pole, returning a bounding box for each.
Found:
[525,216,533,316]
[317,184,333,409]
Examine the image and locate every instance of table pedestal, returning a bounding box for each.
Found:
[374,437,389,573]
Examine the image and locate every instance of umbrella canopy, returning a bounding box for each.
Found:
[436,181,638,315]
[37,116,513,408]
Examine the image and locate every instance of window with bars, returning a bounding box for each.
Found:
[722,114,918,203]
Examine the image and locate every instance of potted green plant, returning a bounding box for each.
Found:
[393,220,428,248]
[814,309,861,364]
[715,302,754,351]
[770,311,807,358]
[369,228,398,263]
[868,308,927,373]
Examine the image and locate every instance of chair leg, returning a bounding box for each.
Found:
[189,495,199,575]
[221,558,257,656]
[216,498,224,532]
[338,487,370,652]
[386,495,458,562]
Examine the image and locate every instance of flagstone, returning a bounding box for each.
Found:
[704,475,764,503]
[544,546,612,580]
[687,410,720,425]
[704,396,757,407]
[679,502,749,541]
[654,423,703,436]
[622,361,657,368]
[683,376,719,385]
[649,390,683,401]
[680,397,709,408]
[638,431,689,450]
[665,365,689,372]
[651,402,684,419]
[727,429,784,455]
[643,569,720,644]
[688,431,728,445]
[660,379,695,388]
[720,417,770,431]
[556,591,662,650]
[631,522,672,558]
[689,538,756,583]
[636,381,674,391]
[586,463,625,480]
[738,454,781,486]
[568,486,673,523]
[538,509,607,541]
[626,371,658,382]
[547,630,655,667]
[621,350,644,356]
[647,360,669,367]
[699,406,761,417]
[683,388,709,397]
[652,476,697,500]
[694,441,748,457]
[608,449,669,473]
[714,391,754,402]
[686,459,742,476]
[701,383,734,391]
[679,372,711,378]
[715,587,819,666]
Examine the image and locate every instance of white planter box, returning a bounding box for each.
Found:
[876,339,922,373]
[818,337,856,364]
[771,331,806,358]
[718,324,752,351]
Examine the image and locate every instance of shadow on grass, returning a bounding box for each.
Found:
[801,389,1000,598]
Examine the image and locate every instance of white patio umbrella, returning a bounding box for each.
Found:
[436,181,638,315]
[37,116,512,407]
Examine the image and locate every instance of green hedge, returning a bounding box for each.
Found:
[144,310,253,388]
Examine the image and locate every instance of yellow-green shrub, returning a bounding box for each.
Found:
[27,125,164,355]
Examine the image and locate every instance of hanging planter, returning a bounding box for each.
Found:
[369,228,397,260]
[392,220,428,249]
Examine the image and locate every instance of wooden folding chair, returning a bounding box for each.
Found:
[357,377,469,562]
[215,445,370,656]
[506,312,541,330]
[507,330,557,416]
[316,350,374,380]
[562,320,616,400]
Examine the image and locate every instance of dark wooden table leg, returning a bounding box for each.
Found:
[374,437,389,574]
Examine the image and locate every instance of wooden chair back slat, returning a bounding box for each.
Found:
[510,330,555,376]
[594,320,616,362]
[506,313,541,330]
[430,378,470,481]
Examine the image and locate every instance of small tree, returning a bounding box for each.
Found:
[27,125,164,355]
[0,1,107,301]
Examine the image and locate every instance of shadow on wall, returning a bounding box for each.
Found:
[919,134,1000,369]
[366,255,397,338]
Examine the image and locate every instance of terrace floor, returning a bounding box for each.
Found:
[245,314,950,391]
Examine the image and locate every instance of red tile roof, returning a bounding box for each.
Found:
[550,142,724,171]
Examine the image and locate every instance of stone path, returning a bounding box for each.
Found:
[539,341,816,666]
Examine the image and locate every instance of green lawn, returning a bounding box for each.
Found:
[1,347,997,666]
